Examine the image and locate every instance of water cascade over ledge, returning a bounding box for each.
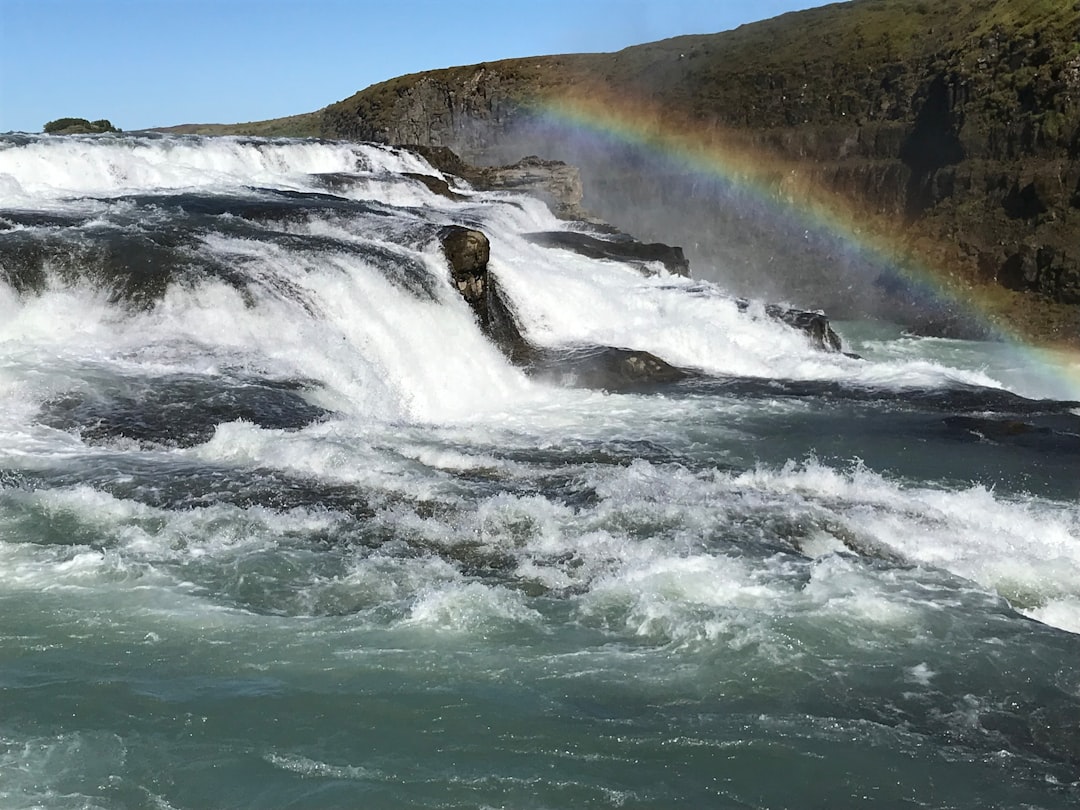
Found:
[1,133,1079,809]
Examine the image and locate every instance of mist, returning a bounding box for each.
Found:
[445,114,990,339]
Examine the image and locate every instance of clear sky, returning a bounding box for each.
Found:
[1,0,843,133]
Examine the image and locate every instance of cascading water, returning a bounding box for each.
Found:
[1,133,1079,809]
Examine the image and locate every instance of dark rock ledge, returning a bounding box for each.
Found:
[735,300,843,353]
[404,145,590,221]
[523,231,691,278]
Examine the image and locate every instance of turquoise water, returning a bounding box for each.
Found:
[1,134,1079,808]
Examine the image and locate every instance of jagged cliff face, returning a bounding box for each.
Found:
[322,0,1080,339]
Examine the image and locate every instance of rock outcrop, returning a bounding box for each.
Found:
[439,226,489,293]
[43,117,120,135]
[321,0,1080,344]
[524,231,690,277]
[474,156,587,220]
[522,344,693,390]
[410,146,588,220]
[735,300,843,353]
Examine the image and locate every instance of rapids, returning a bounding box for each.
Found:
[1,133,1079,809]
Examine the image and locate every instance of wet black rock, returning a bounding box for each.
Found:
[0,225,214,307]
[683,376,1080,415]
[15,456,377,518]
[438,224,490,315]
[403,172,467,201]
[439,225,490,277]
[0,210,86,229]
[0,190,446,308]
[522,344,693,390]
[942,414,1080,454]
[525,230,690,277]
[765,304,843,352]
[735,299,844,352]
[943,415,1045,439]
[143,188,371,222]
[38,374,330,449]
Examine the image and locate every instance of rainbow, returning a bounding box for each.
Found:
[526,87,1080,398]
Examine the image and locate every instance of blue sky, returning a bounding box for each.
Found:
[1,0,841,133]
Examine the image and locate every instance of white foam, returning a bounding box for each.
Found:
[0,731,128,810]
[0,243,541,432]
[705,459,1080,630]
[0,132,1023,415]
[483,214,1004,390]
[263,752,385,781]
[0,484,345,594]
[0,281,119,348]
[402,581,542,632]
[1025,598,1080,635]
[420,455,1080,640]
[906,662,936,686]
[0,135,438,201]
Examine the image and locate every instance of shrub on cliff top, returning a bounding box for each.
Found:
[43,117,120,134]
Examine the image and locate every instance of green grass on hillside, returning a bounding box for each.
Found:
[151,111,322,138]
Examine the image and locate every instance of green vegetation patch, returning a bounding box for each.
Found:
[43,117,120,135]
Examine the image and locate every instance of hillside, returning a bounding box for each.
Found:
[151,111,322,138]
[315,0,1080,343]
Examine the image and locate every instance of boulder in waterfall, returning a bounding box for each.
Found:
[764,304,843,352]
[439,225,490,308]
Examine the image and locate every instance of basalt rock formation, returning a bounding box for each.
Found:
[412,146,589,220]
[523,231,690,277]
[320,0,1080,344]
[474,156,587,220]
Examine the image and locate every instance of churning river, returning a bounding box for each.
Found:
[1,134,1080,809]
